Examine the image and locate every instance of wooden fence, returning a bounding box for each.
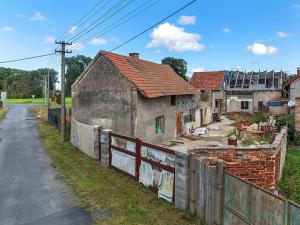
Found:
[107,132,175,202]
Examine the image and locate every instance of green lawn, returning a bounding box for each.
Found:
[280,147,300,204]
[30,106,203,225]
[7,97,72,104]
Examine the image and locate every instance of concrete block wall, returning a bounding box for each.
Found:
[71,119,100,159]
[175,151,190,211]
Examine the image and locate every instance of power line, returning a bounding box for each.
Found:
[0,53,56,64]
[69,0,134,42]
[111,0,197,51]
[68,0,160,51]
[57,0,106,41]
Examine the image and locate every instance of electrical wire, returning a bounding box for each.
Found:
[0,53,56,64]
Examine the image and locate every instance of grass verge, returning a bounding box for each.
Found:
[280,146,300,204]
[30,106,204,225]
[0,107,8,120]
[7,97,72,104]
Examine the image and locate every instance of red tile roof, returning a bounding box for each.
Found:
[284,74,300,87]
[101,51,197,98]
[191,71,226,90]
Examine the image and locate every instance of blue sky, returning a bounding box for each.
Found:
[1,0,300,77]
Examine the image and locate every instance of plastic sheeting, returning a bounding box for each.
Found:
[139,161,153,187]
[158,170,174,202]
[111,149,135,176]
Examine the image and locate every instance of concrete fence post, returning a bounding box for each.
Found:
[215,160,224,225]
[189,154,197,213]
[175,150,190,211]
[99,129,112,167]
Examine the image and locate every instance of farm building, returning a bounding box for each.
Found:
[71,51,202,148]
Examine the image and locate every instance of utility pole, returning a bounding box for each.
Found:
[47,70,50,109]
[55,41,72,143]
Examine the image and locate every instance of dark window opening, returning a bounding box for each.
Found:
[171,95,176,105]
[241,101,249,110]
[190,109,196,122]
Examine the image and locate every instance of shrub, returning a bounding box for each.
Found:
[276,115,296,144]
[250,112,268,124]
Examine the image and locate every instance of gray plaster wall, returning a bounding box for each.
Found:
[71,119,100,159]
[290,79,300,101]
[226,94,253,113]
[136,94,199,144]
[253,90,282,112]
[212,90,225,112]
[72,54,137,137]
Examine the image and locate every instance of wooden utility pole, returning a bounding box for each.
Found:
[55,41,72,143]
[47,70,50,109]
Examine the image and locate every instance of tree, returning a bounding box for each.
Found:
[161,57,188,80]
[65,55,92,97]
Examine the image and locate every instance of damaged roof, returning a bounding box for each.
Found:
[101,51,197,98]
[190,71,226,90]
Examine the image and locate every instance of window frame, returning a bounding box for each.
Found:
[155,115,165,134]
[241,101,249,110]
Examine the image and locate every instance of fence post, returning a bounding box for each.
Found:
[215,160,224,225]
[108,132,112,167]
[189,153,197,214]
[284,199,289,225]
[135,139,141,182]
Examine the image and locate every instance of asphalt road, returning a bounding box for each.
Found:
[0,105,91,225]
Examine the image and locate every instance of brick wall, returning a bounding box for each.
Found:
[193,127,288,191]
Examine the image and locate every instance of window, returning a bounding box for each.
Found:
[190,109,196,122]
[241,101,249,110]
[155,116,165,134]
[171,95,176,105]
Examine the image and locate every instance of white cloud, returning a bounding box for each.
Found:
[232,65,242,70]
[178,15,196,25]
[30,11,46,21]
[68,26,77,34]
[276,31,288,39]
[154,49,161,54]
[222,27,230,33]
[192,67,206,72]
[147,22,204,52]
[66,43,84,51]
[2,26,14,32]
[247,43,278,56]
[44,35,55,44]
[90,37,107,45]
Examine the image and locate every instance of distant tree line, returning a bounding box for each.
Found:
[0,67,58,98]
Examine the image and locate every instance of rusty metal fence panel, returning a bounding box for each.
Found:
[223,172,300,225]
[108,132,175,203]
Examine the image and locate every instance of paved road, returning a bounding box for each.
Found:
[0,105,91,225]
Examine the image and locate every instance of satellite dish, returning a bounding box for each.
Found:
[288,100,295,107]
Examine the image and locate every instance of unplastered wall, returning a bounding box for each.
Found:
[253,90,282,112]
[193,127,288,191]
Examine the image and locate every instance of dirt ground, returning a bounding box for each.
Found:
[165,116,235,152]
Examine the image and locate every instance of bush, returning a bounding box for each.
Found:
[250,112,268,124]
[276,115,296,144]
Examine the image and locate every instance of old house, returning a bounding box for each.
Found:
[71,51,200,146]
[191,71,228,121]
[225,70,288,113]
[283,68,300,102]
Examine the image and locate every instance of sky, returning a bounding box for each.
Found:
[0,0,300,77]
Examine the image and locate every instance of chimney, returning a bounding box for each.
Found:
[129,53,139,59]
[297,68,300,76]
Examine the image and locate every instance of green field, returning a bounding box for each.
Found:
[7,97,72,104]
[280,147,300,204]
[30,106,203,225]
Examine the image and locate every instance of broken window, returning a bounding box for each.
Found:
[241,101,249,110]
[155,116,165,134]
[190,109,196,122]
[171,95,176,105]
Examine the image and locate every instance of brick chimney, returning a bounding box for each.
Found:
[297,68,300,77]
[129,53,139,59]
